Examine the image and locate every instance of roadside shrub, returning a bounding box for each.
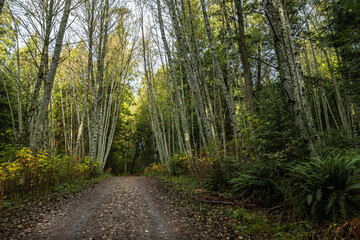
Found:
[227,85,306,205]
[0,147,97,204]
[168,154,189,176]
[319,129,360,155]
[289,151,360,223]
[202,155,235,191]
[229,156,286,205]
[0,143,20,163]
[143,162,165,176]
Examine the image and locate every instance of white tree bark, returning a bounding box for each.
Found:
[30,0,72,153]
[200,0,242,141]
[264,0,319,157]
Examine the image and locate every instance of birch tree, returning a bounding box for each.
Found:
[264,0,319,157]
[156,0,192,157]
[30,0,72,153]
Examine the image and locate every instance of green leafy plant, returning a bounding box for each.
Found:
[290,151,360,223]
[143,162,166,176]
[229,157,286,205]
[168,154,189,176]
[0,148,98,204]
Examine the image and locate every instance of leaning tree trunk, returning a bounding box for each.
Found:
[156,0,192,157]
[89,0,109,162]
[235,0,255,113]
[186,0,218,142]
[200,0,242,141]
[24,0,54,143]
[0,0,4,16]
[264,0,319,157]
[323,50,351,135]
[140,5,170,171]
[30,0,72,153]
[167,0,214,144]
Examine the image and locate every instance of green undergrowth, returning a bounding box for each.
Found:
[153,174,323,239]
[227,207,315,239]
[0,173,111,213]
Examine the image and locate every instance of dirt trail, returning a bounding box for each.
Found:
[17,176,192,240]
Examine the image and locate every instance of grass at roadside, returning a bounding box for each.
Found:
[1,173,111,212]
[151,174,340,239]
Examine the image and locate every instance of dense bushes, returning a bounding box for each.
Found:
[229,158,285,205]
[229,150,360,223]
[290,151,360,223]
[145,147,360,224]
[144,84,360,224]
[143,162,165,176]
[0,147,98,204]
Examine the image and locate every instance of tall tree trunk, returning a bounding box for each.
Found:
[168,0,214,144]
[307,29,330,131]
[2,79,16,141]
[322,50,351,135]
[89,0,109,162]
[59,85,68,153]
[264,0,319,157]
[156,0,192,157]
[49,98,56,155]
[0,0,5,16]
[25,0,54,143]
[186,0,218,142]
[16,26,23,139]
[30,0,72,153]
[140,5,170,171]
[235,0,255,113]
[200,0,242,141]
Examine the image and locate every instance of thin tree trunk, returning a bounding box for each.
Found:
[323,49,351,135]
[200,0,242,141]
[0,0,5,16]
[186,0,218,142]
[30,0,72,153]
[2,79,16,141]
[264,0,319,157]
[168,0,213,144]
[59,85,68,154]
[156,0,191,156]
[25,0,54,143]
[235,0,255,113]
[140,6,169,171]
[49,98,56,155]
[16,26,23,139]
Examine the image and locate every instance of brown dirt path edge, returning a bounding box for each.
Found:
[14,176,198,240]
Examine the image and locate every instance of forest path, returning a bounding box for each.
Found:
[18,176,195,240]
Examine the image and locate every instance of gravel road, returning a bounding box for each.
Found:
[17,176,196,239]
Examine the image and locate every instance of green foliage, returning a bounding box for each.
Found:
[0,75,17,144]
[168,154,189,176]
[228,207,314,239]
[251,84,302,156]
[228,207,270,235]
[229,84,306,205]
[323,0,360,103]
[0,144,20,163]
[143,162,166,176]
[202,155,235,191]
[229,157,286,205]
[0,148,99,204]
[319,129,360,155]
[0,8,16,64]
[289,151,360,223]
